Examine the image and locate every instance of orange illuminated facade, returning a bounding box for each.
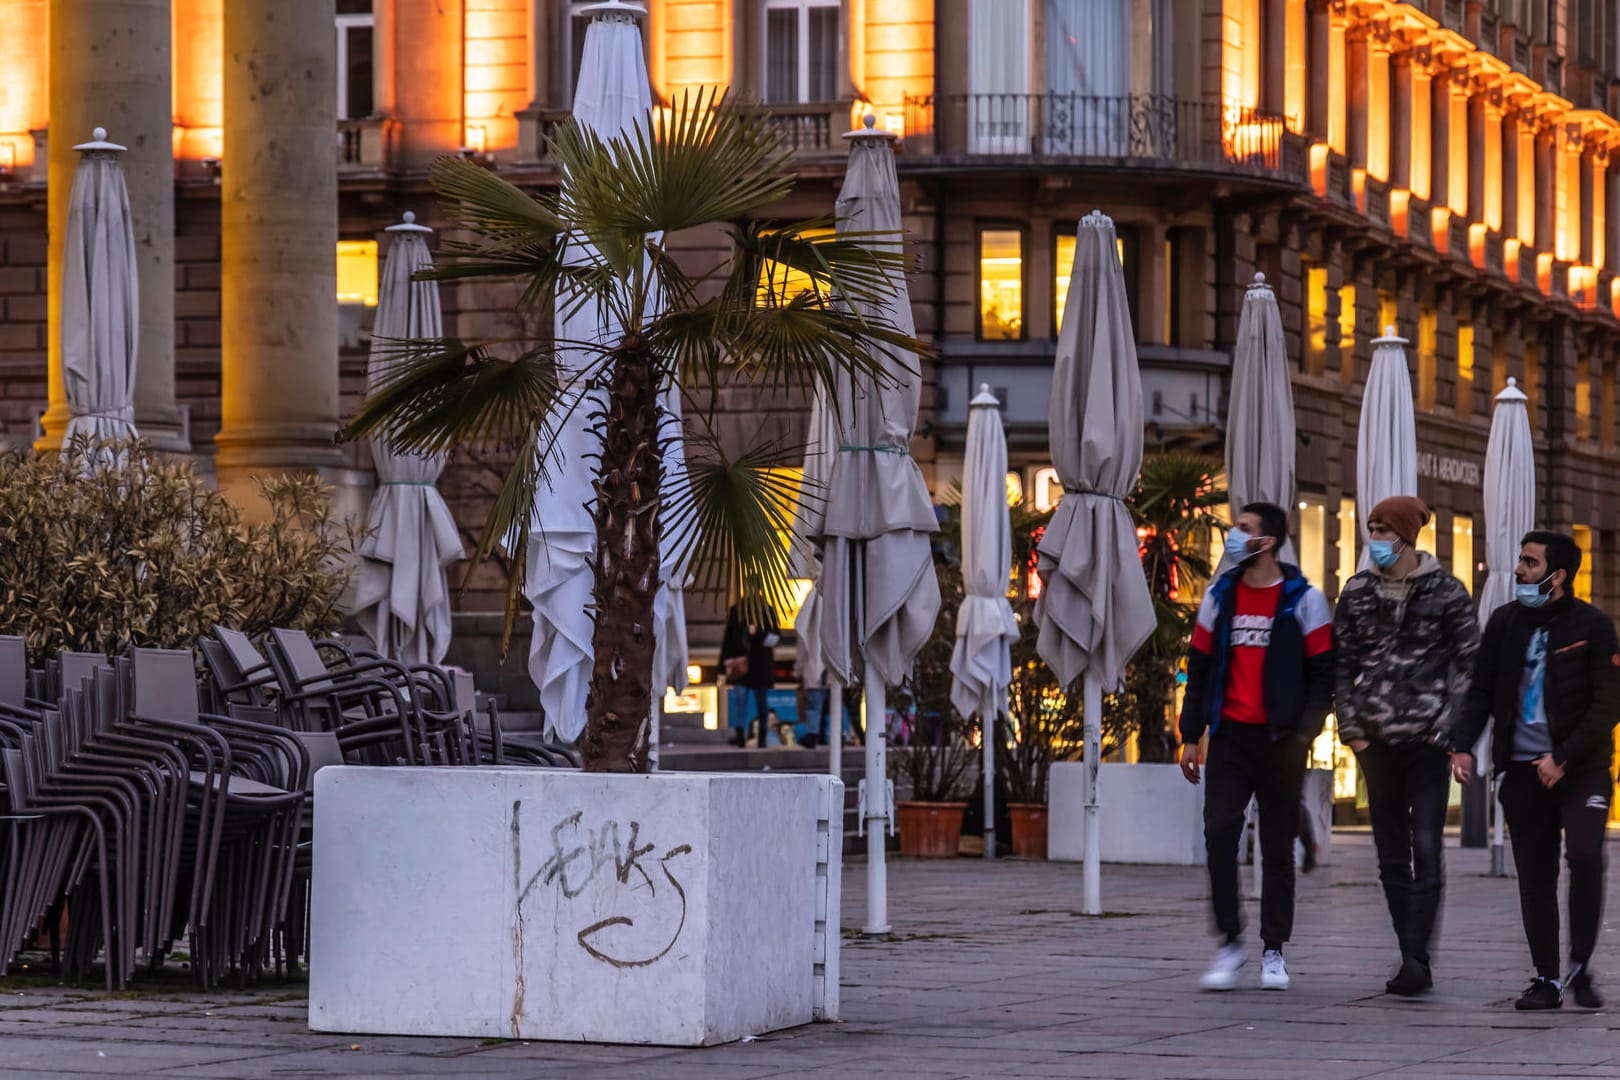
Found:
[0,0,47,170]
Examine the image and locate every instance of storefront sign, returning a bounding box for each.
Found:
[1417,452,1480,487]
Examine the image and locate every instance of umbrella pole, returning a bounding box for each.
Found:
[649,697,661,772]
[983,700,996,861]
[857,542,891,936]
[828,681,843,780]
[1082,671,1101,915]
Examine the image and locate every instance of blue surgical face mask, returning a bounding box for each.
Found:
[1369,539,1401,569]
[1515,573,1556,608]
[1226,527,1261,564]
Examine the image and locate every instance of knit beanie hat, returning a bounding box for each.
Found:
[1369,495,1430,548]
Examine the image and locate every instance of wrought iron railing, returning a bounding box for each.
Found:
[742,102,844,154]
[902,93,1303,181]
[337,117,396,173]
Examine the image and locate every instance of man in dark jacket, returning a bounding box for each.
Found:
[1334,496,1480,996]
[1179,502,1335,992]
[721,601,779,748]
[1450,531,1620,1011]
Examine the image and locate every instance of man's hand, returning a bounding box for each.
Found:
[1179,743,1201,785]
[1535,753,1565,788]
[1349,739,1370,753]
[1449,752,1475,785]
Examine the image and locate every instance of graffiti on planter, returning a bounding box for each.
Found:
[513,805,694,969]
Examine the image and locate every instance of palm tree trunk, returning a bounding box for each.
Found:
[579,341,663,773]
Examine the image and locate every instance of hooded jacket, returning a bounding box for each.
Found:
[1333,553,1481,746]
[1178,563,1335,743]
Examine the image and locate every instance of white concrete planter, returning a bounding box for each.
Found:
[309,768,843,1046]
[1048,762,1334,867]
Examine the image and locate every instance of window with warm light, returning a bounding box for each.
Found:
[1417,514,1437,557]
[1573,525,1595,600]
[1417,306,1437,411]
[1055,229,1135,336]
[1378,291,1398,337]
[1452,514,1474,594]
[756,226,835,306]
[1336,496,1357,594]
[1306,263,1328,373]
[1297,497,1327,588]
[336,240,379,306]
[1338,283,1357,384]
[765,0,839,104]
[1456,321,1475,419]
[771,466,814,623]
[1577,354,1593,441]
[979,227,1025,341]
[335,1,374,122]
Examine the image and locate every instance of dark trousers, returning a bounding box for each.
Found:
[1357,741,1451,966]
[1204,722,1309,948]
[1500,763,1612,980]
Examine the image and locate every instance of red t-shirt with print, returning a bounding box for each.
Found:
[1220,580,1282,725]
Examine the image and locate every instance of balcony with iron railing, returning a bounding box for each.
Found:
[338,117,399,175]
[900,94,1308,185]
[516,100,850,166]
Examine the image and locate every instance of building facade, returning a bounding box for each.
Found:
[2,0,1620,695]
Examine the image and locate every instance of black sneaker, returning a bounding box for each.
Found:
[1568,967,1603,1009]
[1386,958,1433,997]
[1515,978,1563,1011]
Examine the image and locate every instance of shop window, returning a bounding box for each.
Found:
[1032,467,1062,512]
[1055,227,1137,337]
[1574,524,1595,600]
[1336,496,1357,595]
[1161,237,1174,345]
[755,226,835,306]
[336,240,378,306]
[1417,514,1437,556]
[765,0,840,104]
[1297,497,1327,588]
[1576,353,1593,441]
[1452,514,1474,595]
[979,227,1025,340]
[335,2,374,121]
[1305,262,1328,374]
[1337,282,1357,384]
[1416,306,1437,412]
[1456,321,1475,419]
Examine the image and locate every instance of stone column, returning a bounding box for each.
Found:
[1392,51,1412,190]
[1430,71,1450,210]
[1307,0,1330,140]
[1467,90,1487,224]
[1347,30,1369,170]
[215,0,342,507]
[45,0,184,451]
[1502,109,1520,237]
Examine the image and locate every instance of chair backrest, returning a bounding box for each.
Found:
[130,648,201,724]
[294,732,345,791]
[0,635,27,708]
[59,652,107,701]
[269,628,332,685]
[216,627,272,680]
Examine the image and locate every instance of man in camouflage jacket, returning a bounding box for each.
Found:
[1333,496,1480,997]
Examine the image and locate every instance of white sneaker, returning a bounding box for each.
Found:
[1261,949,1290,990]
[1201,942,1246,991]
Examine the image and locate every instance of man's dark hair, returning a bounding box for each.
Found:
[1242,502,1290,545]
[1522,530,1582,580]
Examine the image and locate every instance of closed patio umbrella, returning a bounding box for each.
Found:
[525,0,688,749]
[950,385,1019,860]
[1480,376,1534,874]
[1036,210,1156,915]
[61,127,139,448]
[1355,326,1418,569]
[816,116,941,934]
[792,384,841,774]
[355,212,466,666]
[1220,272,1296,572]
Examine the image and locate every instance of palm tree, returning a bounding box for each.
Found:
[341,91,924,773]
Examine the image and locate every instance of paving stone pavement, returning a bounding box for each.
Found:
[0,833,1617,1078]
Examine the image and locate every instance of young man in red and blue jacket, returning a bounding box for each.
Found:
[1179,502,1335,992]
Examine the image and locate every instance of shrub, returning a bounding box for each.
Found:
[0,439,358,663]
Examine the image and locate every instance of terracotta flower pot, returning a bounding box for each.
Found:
[896,800,967,858]
[1008,802,1048,859]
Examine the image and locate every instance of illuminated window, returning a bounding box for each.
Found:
[1055,228,1135,336]
[1416,306,1437,412]
[1576,353,1593,441]
[1417,514,1437,556]
[764,0,839,104]
[756,226,835,306]
[1338,283,1357,384]
[1456,321,1475,419]
[980,227,1025,340]
[1378,290,1398,336]
[1452,514,1474,594]
[1336,496,1357,594]
[1298,497,1327,588]
[1032,467,1061,511]
[1306,263,1328,373]
[771,466,814,623]
[1573,524,1594,600]
[336,240,378,306]
[335,2,374,121]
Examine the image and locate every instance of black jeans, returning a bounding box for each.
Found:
[1500,763,1612,980]
[1204,722,1310,949]
[1356,740,1450,966]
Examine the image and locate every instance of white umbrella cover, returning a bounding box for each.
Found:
[525,2,688,744]
[792,385,838,689]
[816,116,941,934]
[1355,326,1418,569]
[355,213,466,666]
[951,385,1019,861]
[1220,272,1296,572]
[61,128,139,446]
[1036,209,1155,914]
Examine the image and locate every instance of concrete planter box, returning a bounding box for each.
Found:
[1048,762,1334,867]
[309,768,843,1046]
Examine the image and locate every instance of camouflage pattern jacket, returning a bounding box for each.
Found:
[1332,554,1481,746]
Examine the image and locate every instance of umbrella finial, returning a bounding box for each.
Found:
[74,127,126,154]
[1496,376,1528,403]
[388,210,434,234]
[1246,272,1274,297]
[579,0,647,21]
[1385,323,1395,336]
[845,111,898,142]
[970,383,1000,408]
[1081,209,1112,228]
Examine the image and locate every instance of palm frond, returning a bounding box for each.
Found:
[734,220,912,313]
[662,433,806,619]
[429,155,567,241]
